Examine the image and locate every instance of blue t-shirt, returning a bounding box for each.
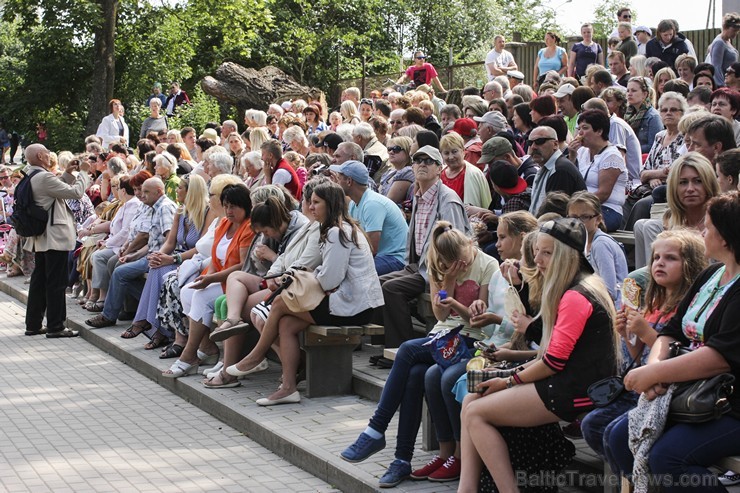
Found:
[571,42,602,78]
[537,46,566,75]
[349,189,408,263]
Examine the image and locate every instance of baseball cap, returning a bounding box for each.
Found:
[412,145,443,165]
[508,70,525,81]
[328,160,369,185]
[473,111,508,132]
[553,83,576,98]
[451,118,478,137]
[539,218,594,273]
[478,137,513,164]
[317,133,344,151]
[634,26,652,36]
[489,161,527,195]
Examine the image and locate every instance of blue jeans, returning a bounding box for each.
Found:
[602,206,623,232]
[581,391,638,473]
[368,337,434,462]
[102,257,149,322]
[374,255,406,277]
[425,361,467,443]
[606,411,740,491]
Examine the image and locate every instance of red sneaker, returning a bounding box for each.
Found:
[410,455,445,480]
[428,456,461,482]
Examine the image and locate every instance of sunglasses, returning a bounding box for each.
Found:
[526,137,555,147]
[412,157,438,166]
[415,56,426,59]
[360,98,374,106]
[387,146,405,153]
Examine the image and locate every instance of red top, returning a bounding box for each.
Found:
[274,159,302,201]
[543,290,593,372]
[441,166,466,201]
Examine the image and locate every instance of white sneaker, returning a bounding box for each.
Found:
[719,471,740,486]
[201,361,224,376]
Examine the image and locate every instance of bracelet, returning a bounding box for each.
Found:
[174,253,182,265]
[512,373,524,385]
[506,376,515,389]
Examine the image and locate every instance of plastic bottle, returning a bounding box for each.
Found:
[438,289,447,300]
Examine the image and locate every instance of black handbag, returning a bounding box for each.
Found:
[668,341,736,423]
[587,353,640,408]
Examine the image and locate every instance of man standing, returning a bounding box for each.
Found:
[377,145,470,353]
[527,126,586,214]
[609,8,633,41]
[332,160,408,276]
[24,144,91,337]
[146,82,167,107]
[261,140,302,200]
[485,36,518,81]
[164,81,190,117]
[86,177,176,328]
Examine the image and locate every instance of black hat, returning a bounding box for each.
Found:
[539,218,594,273]
[318,133,344,151]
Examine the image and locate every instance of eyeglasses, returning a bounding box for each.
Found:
[568,214,598,222]
[387,146,405,153]
[526,137,555,147]
[726,70,735,76]
[660,107,683,113]
[412,157,438,166]
[0,175,9,180]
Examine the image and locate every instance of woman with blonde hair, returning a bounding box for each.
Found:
[629,55,650,78]
[600,86,628,119]
[341,220,498,487]
[166,129,183,144]
[653,67,677,102]
[340,100,361,125]
[458,218,619,493]
[249,127,270,153]
[379,136,414,205]
[625,76,663,153]
[439,132,491,210]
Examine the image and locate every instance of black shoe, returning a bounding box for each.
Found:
[118,311,135,321]
[369,354,383,365]
[25,326,47,336]
[377,357,394,369]
[46,328,79,338]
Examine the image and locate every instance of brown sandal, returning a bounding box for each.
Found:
[120,323,148,339]
[144,331,168,350]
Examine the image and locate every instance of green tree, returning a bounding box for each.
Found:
[592,0,636,39]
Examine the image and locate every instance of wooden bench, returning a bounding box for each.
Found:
[299,324,383,398]
[609,230,635,246]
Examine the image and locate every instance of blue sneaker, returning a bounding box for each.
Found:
[340,432,386,462]
[379,459,411,488]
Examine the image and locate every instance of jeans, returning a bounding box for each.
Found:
[424,361,467,443]
[102,257,149,322]
[580,391,638,473]
[368,337,434,462]
[606,411,740,491]
[377,265,427,348]
[602,205,623,232]
[374,255,405,277]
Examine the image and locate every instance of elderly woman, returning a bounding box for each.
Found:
[241,150,265,190]
[153,152,180,202]
[96,99,129,149]
[379,136,415,205]
[633,152,720,268]
[244,109,268,129]
[710,87,740,146]
[162,183,254,378]
[568,109,628,232]
[625,76,663,154]
[204,150,232,179]
[140,98,168,139]
[128,175,217,348]
[282,125,310,159]
[607,192,740,492]
[533,32,568,88]
[439,133,491,210]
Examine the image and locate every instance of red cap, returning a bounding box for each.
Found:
[451,118,477,138]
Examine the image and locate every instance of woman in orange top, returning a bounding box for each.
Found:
[163,184,254,378]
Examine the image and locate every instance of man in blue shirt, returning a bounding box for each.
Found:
[330,160,408,276]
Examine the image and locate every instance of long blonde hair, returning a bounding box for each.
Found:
[537,233,620,364]
[666,152,720,228]
[182,174,209,231]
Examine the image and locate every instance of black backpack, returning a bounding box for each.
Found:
[10,169,48,237]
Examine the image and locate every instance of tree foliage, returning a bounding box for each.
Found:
[592,0,636,39]
[0,0,564,152]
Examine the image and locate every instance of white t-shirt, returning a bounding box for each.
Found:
[484,49,515,80]
[272,168,292,186]
[577,145,628,214]
[215,233,233,263]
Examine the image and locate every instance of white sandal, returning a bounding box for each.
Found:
[162,359,198,378]
[197,350,220,366]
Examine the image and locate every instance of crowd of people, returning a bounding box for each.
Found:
[5,9,740,492]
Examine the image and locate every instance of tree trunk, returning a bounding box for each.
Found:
[201,63,326,112]
[85,0,119,136]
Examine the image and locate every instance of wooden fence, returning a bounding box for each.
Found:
[332,27,736,103]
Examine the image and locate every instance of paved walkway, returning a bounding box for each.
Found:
[0,292,338,493]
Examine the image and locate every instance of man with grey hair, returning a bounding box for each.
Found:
[86,177,176,328]
[473,111,508,143]
[494,75,512,98]
[352,122,389,184]
[388,108,406,137]
[261,139,301,200]
[24,143,92,337]
[482,80,503,102]
[206,152,233,179]
[342,87,361,106]
[221,120,238,141]
[332,142,364,165]
[527,126,586,214]
[485,35,518,80]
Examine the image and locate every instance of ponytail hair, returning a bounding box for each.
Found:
[426,221,472,286]
[251,195,292,231]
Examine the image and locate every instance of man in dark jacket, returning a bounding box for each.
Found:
[645,20,689,69]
